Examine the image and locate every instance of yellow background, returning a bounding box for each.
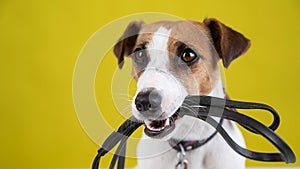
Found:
[0,0,299,168]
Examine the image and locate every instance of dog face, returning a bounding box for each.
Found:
[114,18,250,139]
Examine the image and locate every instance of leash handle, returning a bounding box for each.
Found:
[221,108,295,163]
[180,96,296,163]
[184,95,280,131]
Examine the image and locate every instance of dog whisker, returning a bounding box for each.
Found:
[182,98,200,105]
[181,105,198,116]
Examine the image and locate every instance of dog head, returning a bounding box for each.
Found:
[113,18,250,139]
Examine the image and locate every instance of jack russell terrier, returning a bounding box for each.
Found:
[113,18,250,169]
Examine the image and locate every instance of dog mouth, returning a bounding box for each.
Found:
[144,110,180,138]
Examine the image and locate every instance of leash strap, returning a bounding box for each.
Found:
[91,96,296,169]
[183,95,280,131]
[92,117,142,169]
[180,95,295,163]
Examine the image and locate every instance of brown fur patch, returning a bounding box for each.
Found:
[166,21,220,95]
[116,19,249,95]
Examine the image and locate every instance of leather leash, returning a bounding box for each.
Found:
[91,96,296,169]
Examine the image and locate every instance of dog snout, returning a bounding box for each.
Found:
[135,88,162,112]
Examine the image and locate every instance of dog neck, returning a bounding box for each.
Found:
[168,76,225,151]
[169,76,225,141]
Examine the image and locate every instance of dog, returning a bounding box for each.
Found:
[113,18,250,169]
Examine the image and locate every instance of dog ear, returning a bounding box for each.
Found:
[203,18,250,68]
[113,21,144,69]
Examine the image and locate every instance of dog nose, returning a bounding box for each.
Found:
[135,88,162,112]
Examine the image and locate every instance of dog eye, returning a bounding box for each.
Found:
[133,48,147,63]
[180,48,198,63]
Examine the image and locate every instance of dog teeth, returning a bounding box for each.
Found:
[147,124,165,131]
[144,113,179,133]
[144,120,166,131]
[145,120,152,126]
[165,118,170,126]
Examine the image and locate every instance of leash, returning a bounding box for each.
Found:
[169,94,231,157]
[91,96,296,169]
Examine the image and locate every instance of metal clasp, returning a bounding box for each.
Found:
[175,144,188,169]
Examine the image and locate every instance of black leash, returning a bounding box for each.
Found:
[181,96,294,162]
[92,117,142,169]
[92,96,296,169]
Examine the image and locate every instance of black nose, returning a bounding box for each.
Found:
[135,88,162,112]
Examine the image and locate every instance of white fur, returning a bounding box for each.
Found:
[170,79,225,141]
[147,27,170,69]
[132,27,246,169]
[132,27,188,122]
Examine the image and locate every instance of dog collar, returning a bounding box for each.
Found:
[168,118,223,152]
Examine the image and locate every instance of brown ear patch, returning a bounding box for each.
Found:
[113,21,144,69]
[204,18,251,68]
